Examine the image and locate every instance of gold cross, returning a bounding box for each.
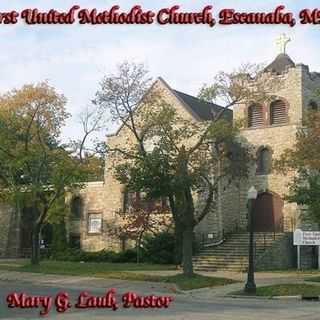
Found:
[276,33,291,54]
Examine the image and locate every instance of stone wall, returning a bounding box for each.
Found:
[195,202,221,243]
[256,233,295,270]
[300,246,318,269]
[301,64,320,116]
[78,181,122,252]
[238,125,299,232]
[0,202,20,257]
[200,64,320,242]
[220,183,242,235]
[231,65,304,232]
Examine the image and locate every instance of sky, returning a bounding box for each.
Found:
[0,0,319,143]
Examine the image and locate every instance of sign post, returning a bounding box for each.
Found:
[297,245,301,270]
[318,246,320,271]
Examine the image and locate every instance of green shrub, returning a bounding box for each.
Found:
[79,250,118,263]
[113,248,138,263]
[49,232,175,265]
[50,221,68,257]
[143,232,175,264]
[50,248,138,263]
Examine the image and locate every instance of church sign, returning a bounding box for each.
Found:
[294,229,320,246]
[294,229,320,270]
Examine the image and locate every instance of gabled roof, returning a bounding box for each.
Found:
[173,90,232,121]
[107,77,232,137]
[264,53,295,74]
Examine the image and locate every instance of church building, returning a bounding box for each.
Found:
[1,36,319,270]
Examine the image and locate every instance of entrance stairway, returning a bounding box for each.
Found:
[193,232,285,272]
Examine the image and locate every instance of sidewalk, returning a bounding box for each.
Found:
[0,269,318,299]
[128,270,318,298]
[186,276,312,299]
[127,269,315,282]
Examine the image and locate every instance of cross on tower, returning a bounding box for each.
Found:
[276,33,291,55]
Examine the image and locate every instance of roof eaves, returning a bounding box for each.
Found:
[158,77,203,121]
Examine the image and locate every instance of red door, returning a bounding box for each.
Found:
[252,192,283,232]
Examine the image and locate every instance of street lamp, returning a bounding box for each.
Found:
[244,186,258,294]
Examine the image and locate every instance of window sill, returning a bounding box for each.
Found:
[244,123,290,130]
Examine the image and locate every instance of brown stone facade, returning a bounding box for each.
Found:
[76,79,200,252]
[79,65,320,252]
[233,64,320,236]
[0,202,20,257]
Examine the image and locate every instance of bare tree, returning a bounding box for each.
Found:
[95,61,278,276]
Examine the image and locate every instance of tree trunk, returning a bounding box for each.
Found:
[182,225,194,277]
[136,233,143,264]
[31,224,41,265]
[136,244,140,264]
[168,196,182,266]
[174,224,183,266]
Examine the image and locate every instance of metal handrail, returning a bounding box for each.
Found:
[199,232,225,249]
[202,239,225,248]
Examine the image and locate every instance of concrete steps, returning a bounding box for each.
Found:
[193,232,285,272]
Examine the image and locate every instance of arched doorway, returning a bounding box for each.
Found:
[69,196,82,249]
[252,192,284,232]
[71,196,83,220]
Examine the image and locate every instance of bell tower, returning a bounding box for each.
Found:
[232,34,307,234]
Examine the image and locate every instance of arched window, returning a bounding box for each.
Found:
[122,189,169,214]
[270,99,288,125]
[122,188,129,213]
[122,190,141,213]
[256,148,272,175]
[248,104,264,128]
[71,197,82,220]
[309,101,318,112]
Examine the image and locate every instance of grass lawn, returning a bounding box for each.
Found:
[162,273,236,290]
[232,284,320,297]
[0,260,236,290]
[305,276,320,283]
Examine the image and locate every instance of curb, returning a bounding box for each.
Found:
[227,294,320,301]
[271,295,301,300]
[227,294,273,300]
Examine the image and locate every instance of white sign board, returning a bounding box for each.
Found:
[294,229,320,246]
[88,213,102,234]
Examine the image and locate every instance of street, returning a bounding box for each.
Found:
[1,280,320,320]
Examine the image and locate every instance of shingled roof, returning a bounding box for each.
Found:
[264,53,295,74]
[173,90,232,122]
[108,78,234,137]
